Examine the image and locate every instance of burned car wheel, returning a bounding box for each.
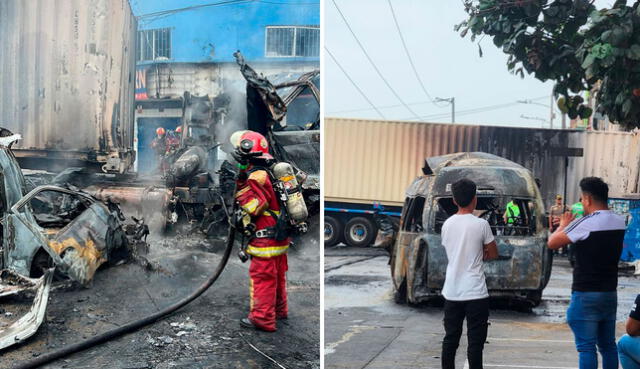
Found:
[344,217,376,247]
[324,216,343,247]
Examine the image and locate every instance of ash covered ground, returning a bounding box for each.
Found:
[0,216,320,369]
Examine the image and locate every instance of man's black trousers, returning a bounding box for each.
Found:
[442,297,490,369]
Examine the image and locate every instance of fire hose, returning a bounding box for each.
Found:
[13,192,239,369]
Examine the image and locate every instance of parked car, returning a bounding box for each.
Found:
[390,152,552,306]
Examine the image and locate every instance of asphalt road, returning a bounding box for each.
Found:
[324,245,640,369]
[1,217,320,369]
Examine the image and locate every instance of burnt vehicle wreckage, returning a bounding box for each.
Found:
[52,52,320,240]
[390,152,552,307]
[0,54,318,366]
[0,131,149,350]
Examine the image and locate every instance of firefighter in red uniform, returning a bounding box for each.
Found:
[232,130,290,332]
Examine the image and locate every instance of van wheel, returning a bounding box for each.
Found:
[394,279,408,304]
[527,290,543,307]
[344,217,376,247]
[324,216,343,247]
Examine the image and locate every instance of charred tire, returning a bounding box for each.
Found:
[394,279,408,304]
[527,290,543,307]
[324,216,343,247]
[344,217,376,247]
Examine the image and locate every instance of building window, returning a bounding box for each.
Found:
[137,28,171,61]
[265,26,319,57]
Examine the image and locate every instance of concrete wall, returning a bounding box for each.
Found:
[142,61,318,99]
[131,0,319,64]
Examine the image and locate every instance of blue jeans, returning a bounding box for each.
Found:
[619,334,640,369]
[567,291,618,369]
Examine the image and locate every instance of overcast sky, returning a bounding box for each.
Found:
[324,0,614,128]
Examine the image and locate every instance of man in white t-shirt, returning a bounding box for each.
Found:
[441,178,498,369]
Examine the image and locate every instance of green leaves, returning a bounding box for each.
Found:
[627,44,640,59]
[458,0,640,129]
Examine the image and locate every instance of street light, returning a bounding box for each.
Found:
[517,97,556,129]
[520,114,547,128]
[435,97,455,123]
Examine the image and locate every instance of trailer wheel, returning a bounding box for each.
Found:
[344,217,376,247]
[324,216,343,247]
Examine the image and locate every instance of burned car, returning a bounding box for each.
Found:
[0,132,146,349]
[390,152,551,306]
[0,147,139,285]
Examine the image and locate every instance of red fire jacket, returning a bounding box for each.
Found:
[236,169,290,257]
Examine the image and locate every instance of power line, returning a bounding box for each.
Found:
[138,0,255,19]
[386,0,447,108]
[257,0,318,4]
[400,96,549,121]
[331,0,421,120]
[326,47,386,119]
[329,100,436,114]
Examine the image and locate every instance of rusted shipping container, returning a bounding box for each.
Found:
[0,0,137,173]
[325,117,640,208]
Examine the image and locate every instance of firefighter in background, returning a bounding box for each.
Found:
[163,126,182,167]
[232,130,290,332]
[151,127,167,173]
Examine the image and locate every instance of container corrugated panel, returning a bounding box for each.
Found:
[325,117,640,207]
[0,0,136,168]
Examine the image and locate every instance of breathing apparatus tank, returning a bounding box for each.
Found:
[272,162,308,223]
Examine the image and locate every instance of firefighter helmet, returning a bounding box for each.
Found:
[156,127,166,136]
[231,130,272,159]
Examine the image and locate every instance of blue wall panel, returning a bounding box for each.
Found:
[609,198,640,262]
[131,0,319,64]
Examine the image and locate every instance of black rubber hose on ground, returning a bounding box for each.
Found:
[13,223,237,369]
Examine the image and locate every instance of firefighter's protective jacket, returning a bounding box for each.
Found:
[236,169,290,257]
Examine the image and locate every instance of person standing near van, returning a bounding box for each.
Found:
[441,179,499,369]
[548,177,626,369]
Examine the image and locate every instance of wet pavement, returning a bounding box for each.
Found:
[1,216,320,369]
[324,245,640,369]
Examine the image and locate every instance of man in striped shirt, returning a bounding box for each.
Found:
[548,177,626,369]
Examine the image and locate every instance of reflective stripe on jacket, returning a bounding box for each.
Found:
[236,169,291,256]
[246,243,289,258]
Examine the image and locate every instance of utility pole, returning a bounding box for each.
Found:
[436,97,455,123]
[550,94,554,129]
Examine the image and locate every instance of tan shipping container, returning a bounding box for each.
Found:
[0,0,137,173]
[325,117,640,207]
